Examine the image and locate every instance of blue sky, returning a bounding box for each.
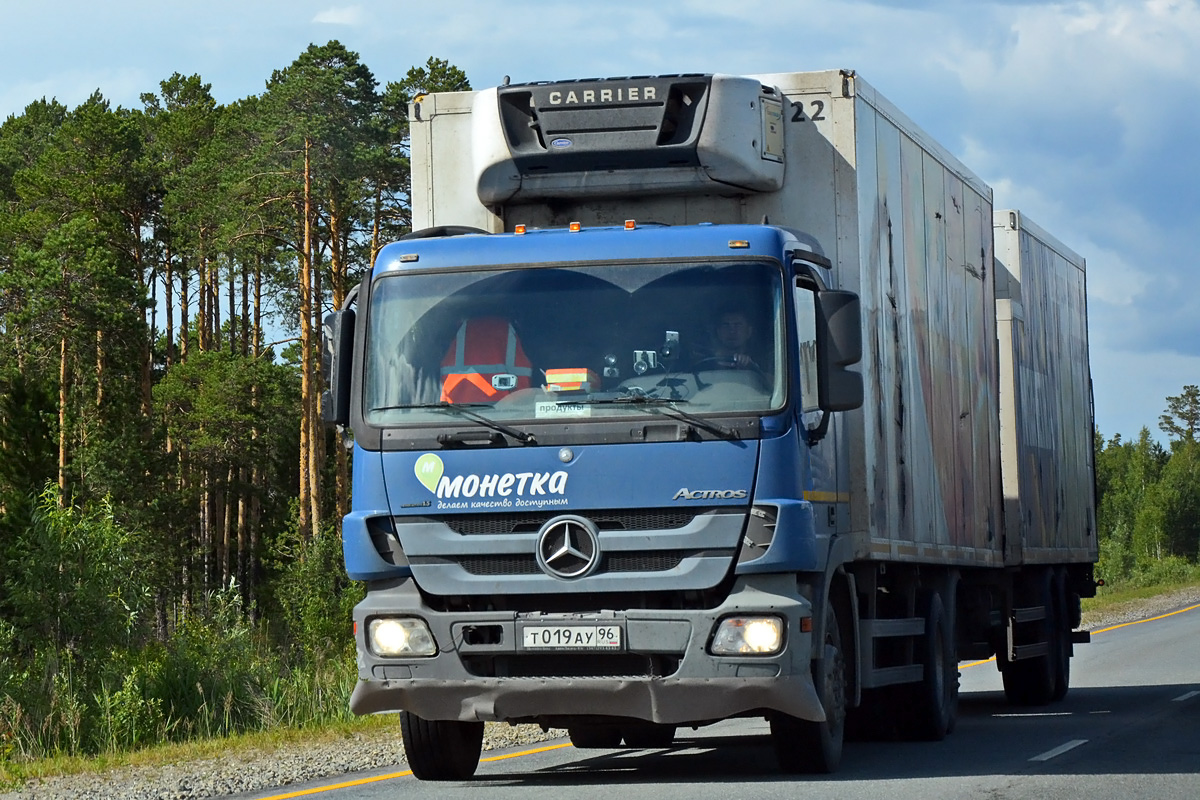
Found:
[3,0,1198,443]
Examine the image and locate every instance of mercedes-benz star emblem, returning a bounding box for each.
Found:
[535,516,600,580]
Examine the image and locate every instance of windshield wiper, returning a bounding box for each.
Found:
[371,402,536,446]
[585,391,739,441]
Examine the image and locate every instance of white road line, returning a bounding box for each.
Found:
[1172,690,1200,702]
[1030,739,1088,762]
[995,712,1073,718]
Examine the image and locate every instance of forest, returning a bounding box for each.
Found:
[0,42,469,762]
[1094,386,1200,587]
[1,40,1198,766]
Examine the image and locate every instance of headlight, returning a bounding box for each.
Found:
[710,616,784,655]
[368,617,437,657]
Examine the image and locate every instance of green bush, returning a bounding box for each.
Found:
[269,522,363,661]
[93,664,168,752]
[1,494,359,763]
[1127,555,1200,589]
[4,487,151,658]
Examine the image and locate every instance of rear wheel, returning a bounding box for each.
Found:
[771,602,846,774]
[399,711,484,781]
[1001,570,1056,706]
[904,591,958,740]
[1051,569,1071,702]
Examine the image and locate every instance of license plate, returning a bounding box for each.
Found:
[522,625,622,650]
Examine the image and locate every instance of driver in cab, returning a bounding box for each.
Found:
[705,309,759,371]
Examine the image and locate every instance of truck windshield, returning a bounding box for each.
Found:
[363,260,785,425]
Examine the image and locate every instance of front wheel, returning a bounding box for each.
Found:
[771,603,846,774]
[399,711,484,781]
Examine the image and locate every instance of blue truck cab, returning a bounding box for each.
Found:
[324,220,864,776]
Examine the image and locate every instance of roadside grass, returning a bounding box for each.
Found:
[0,714,397,788]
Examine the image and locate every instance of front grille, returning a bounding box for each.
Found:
[434,509,704,536]
[461,653,681,679]
[609,553,686,572]
[458,551,688,576]
[459,555,540,576]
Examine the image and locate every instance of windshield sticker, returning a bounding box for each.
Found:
[535,401,593,418]
[413,453,570,510]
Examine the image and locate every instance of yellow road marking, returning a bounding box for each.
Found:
[962,656,998,668]
[253,770,412,799]
[961,601,1200,669]
[252,742,573,799]
[482,742,573,762]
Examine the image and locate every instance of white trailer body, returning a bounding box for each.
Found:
[995,210,1097,565]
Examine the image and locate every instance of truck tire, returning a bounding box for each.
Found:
[904,591,958,740]
[621,723,677,748]
[1001,570,1056,706]
[1051,569,1071,702]
[770,603,846,774]
[399,711,484,781]
[568,724,622,749]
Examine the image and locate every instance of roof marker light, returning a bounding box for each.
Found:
[569,221,582,232]
[728,240,751,249]
[625,220,637,230]
[399,254,419,262]
[514,224,527,234]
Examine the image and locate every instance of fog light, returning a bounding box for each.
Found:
[710,616,784,655]
[368,617,437,657]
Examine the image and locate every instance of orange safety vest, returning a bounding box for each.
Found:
[439,317,533,403]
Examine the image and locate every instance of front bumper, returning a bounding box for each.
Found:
[349,574,824,725]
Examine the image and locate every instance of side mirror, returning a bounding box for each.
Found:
[321,309,356,427]
[815,290,863,412]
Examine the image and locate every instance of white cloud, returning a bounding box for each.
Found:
[939,0,1200,149]
[313,5,364,25]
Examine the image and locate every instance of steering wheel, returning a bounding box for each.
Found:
[693,355,771,391]
[694,356,737,369]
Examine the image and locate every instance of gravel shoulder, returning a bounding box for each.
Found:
[0,723,567,800]
[1080,585,1200,631]
[6,586,1199,800]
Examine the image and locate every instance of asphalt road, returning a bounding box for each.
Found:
[235,602,1200,800]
